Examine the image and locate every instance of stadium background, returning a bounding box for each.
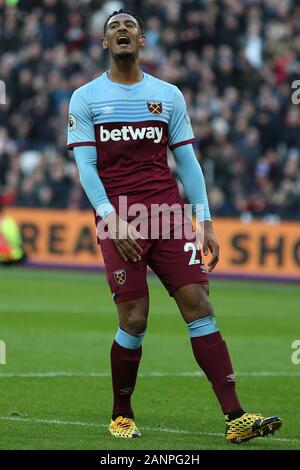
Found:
[1,0,300,279]
[0,0,300,451]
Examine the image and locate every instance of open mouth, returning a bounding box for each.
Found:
[117,36,130,45]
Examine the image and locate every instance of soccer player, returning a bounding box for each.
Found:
[67,9,282,443]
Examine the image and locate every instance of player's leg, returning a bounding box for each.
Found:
[111,297,148,422]
[148,234,243,417]
[174,282,282,443]
[100,236,150,438]
[109,297,148,438]
[174,282,244,417]
[149,229,282,443]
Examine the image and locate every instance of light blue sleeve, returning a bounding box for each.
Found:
[73,146,115,219]
[172,144,211,221]
[67,89,96,149]
[168,88,195,150]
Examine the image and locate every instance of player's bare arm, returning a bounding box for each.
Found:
[172,144,218,271]
[203,220,220,272]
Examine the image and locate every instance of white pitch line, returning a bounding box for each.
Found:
[0,416,298,444]
[0,371,300,378]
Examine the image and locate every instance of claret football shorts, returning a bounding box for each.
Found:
[99,213,209,304]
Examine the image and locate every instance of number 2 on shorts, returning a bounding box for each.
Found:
[184,242,201,265]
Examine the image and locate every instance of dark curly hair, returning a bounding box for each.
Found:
[103,9,144,35]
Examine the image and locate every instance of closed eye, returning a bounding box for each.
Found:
[108,20,137,30]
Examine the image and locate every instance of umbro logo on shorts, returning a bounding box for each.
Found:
[113,269,127,285]
[99,125,163,143]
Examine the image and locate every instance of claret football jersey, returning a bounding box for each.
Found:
[67,71,195,211]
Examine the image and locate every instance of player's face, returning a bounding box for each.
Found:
[102,14,145,59]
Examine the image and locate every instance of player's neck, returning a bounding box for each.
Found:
[108,60,143,85]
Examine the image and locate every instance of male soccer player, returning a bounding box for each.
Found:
[67,9,282,443]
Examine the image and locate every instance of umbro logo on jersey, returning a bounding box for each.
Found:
[100,106,114,114]
[147,101,162,114]
[99,125,163,143]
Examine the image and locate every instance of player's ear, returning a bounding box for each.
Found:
[139,34,146,47]
[102,36,108,50]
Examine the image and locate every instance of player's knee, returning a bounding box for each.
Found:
[124,315,147,335]
[191,300,212,320]
[197,285,212,317]
[182,285,213,322]
[118,299,148,335]
[201,283,210,296]
[120,306,147,335]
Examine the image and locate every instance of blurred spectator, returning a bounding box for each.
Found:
[0,196,25,265]
[0,0,300,220]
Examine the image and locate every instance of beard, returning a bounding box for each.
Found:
[112,50,135,60]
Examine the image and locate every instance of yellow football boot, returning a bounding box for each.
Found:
[109,416,141,438]
[226,413,282,444]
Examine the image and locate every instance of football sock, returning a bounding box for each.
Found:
[187,315,219,337]
[115,327,145,349]
[111,328,145,419]
[188,318,243,415]
[225,409,245,421]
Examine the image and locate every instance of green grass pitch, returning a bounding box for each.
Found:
[0,267,299,450]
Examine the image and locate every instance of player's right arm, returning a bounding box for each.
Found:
[67,90,142,262]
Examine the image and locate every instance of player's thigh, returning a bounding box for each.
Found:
[148,235,208,296]
[148,235,212,321]
[99,237,149,306]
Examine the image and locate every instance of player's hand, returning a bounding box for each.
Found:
[105,211,143,262]
[202,221,220,272]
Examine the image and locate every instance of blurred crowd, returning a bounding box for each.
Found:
[1,0,300,220]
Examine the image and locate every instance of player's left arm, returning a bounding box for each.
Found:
[168,87,219,271]
[172,145,219,272]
